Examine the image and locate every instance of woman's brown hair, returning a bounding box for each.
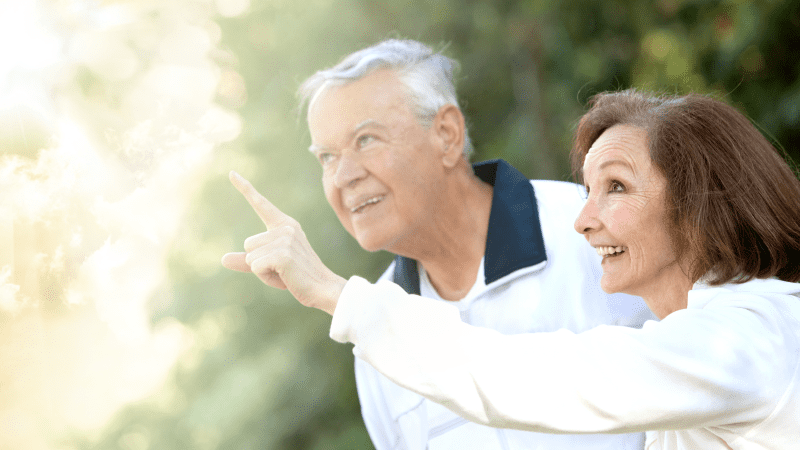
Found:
[571,89,800,285]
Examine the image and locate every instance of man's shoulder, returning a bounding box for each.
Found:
[528,179,587,223]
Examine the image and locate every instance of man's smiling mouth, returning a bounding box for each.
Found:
[351,196,385,213]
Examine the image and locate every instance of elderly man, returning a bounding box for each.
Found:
[224,39,654,449]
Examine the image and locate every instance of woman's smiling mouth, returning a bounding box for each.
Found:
[596,246,627,257]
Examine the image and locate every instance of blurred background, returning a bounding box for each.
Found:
[1,0,798,448]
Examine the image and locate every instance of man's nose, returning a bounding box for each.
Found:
[334,152,367,188]
[574,196,601,235]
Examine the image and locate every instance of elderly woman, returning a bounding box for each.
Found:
[225,90,800,449]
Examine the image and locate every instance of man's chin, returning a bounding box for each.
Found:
[355,237,386,253]
[353,230,394,253]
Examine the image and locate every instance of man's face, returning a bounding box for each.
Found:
[307,69,444,253]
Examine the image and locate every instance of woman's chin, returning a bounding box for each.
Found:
[599,275,626,295]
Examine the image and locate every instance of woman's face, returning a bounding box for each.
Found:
[574,125,691,317]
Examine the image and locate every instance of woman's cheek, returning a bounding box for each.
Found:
[604,202,636,233]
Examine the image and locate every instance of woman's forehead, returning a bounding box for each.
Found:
[583,125,649,176]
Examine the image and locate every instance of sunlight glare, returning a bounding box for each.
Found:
[0,0,243,447]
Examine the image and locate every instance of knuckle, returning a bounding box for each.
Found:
[250,257,270,274]
[243,235,258,252]
[243,239,255,252]
[246,251,262,267]
[277,216,299,229]
[275,249,291,264]
[277,233,292,246]
[244,232,269,252]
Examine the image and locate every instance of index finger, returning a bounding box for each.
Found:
[229,171,288,229]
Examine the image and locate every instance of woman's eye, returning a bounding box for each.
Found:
[609,180,625,192]
[357,134,376,148]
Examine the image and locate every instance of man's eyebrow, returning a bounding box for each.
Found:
[308,144,326,154]
[353,119,386,133]
[308,120,387,154]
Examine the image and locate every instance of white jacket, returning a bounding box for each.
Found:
[332,277,800,450]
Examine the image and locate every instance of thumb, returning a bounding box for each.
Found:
[221,252,252,272]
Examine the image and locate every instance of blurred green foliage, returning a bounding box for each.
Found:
[93,0,800,449]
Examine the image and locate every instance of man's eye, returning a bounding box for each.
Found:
[318,153,335,165]
[357,135,375,148]
[609,180,625,192]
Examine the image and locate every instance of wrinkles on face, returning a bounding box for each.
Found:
[306,69,442,253]
[576,125,689,313]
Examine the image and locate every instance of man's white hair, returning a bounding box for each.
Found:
[298,39,474,157]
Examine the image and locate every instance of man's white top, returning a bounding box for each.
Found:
[353,160,656,450]
[334,270,800,449]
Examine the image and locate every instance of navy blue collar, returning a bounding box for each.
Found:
[392,159,547,295]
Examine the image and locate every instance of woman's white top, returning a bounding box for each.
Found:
[330,277,800,449]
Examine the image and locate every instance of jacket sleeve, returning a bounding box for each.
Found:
[331,276,788,434]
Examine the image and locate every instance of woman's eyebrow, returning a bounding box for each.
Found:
[598,158,633,171]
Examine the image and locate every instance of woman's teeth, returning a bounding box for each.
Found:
[596,246,626,257]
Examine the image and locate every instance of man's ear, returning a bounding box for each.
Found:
[433,104,466,168]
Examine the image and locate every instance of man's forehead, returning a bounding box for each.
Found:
[309,70,407,116]
[307,71,414,144]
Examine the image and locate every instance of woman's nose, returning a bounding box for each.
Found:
[574,196,602,236]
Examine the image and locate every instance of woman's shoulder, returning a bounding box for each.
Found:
[689,278,800,312]
[684,278,800,361]
[686,279,800,447]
